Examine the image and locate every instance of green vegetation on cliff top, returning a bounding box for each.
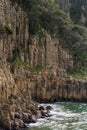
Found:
[11,0,87,72]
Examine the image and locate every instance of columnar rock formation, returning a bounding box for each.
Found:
[0,0,29,68]
[0,0,87,107]
[1,1,87,130]
[0,0,73,69]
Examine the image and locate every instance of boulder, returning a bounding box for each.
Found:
[46,106,52,110]
[1,119,11,130]
[36,110,41,119]
[12,119,26,129]
[15,112,22,119]
[28,114,36,123]
[2,104,15,119]
[11,120,19,130]
[22,112,30,123]
[39,106,45,111]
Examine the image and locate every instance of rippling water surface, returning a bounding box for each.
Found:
[28,102,87,130]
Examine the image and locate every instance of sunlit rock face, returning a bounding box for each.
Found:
[0,0,29,68]
[0,68,15,102]
[0,0,87,105]
[0,0,73,103]
[32,73,87,103]
[26,33,73,71]
[0,0,73,69]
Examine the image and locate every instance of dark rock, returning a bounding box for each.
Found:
[15,112,22,119]
[22,113,29,123]
[11,120,19,130]
[46,106,52,110]
[41,110,49,118]
[0,119,11,130]
[28,114,36,123]
[39,106,45,111]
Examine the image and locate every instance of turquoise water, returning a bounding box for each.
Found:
[28,102,87,130]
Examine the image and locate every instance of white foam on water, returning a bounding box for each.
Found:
[29,102,87,130]
[29,118,46,127]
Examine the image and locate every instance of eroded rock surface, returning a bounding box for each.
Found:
[0,1,87,130]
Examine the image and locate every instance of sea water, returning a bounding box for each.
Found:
[28,102,87,130]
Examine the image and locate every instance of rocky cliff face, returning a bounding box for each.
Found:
[55,0,87,25]
[0,68,15,103]
[0,0,73,102]
[0,0,73,69]
[0,0,29,69]
[1,2,87,129]
[26,33,73,70]
[0,0,87,108]
[1,0,87,71]
[55,0,71,14]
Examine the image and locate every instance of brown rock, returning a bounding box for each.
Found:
[1,119,11,130]
[2,104,15,119]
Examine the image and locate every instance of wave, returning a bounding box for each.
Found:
[28,102,87,130]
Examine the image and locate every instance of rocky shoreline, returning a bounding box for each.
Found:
[1,68,87,130]
[0,94,52,130]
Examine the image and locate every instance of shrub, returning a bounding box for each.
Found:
[15,60,43,72]
[4,25,13,35]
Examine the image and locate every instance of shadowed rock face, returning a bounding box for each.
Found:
[55,0,87,25]
[55,0,71,14]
